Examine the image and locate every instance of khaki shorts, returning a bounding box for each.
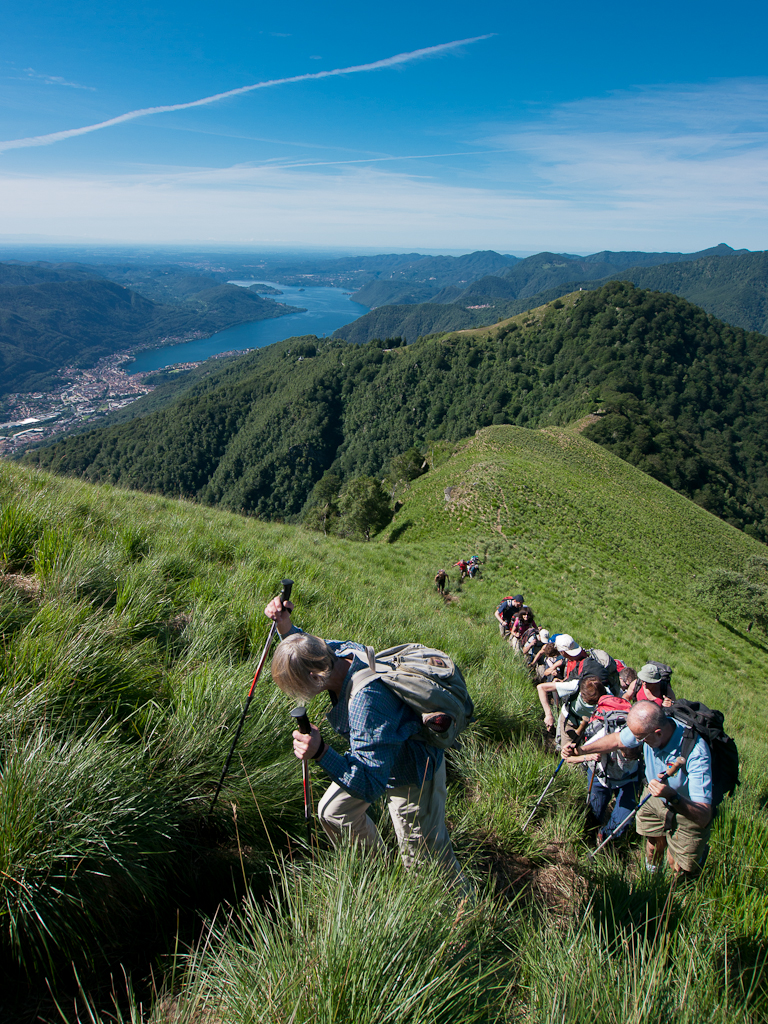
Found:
[636,789,711,872]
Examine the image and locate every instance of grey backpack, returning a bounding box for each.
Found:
[350,644,474,750]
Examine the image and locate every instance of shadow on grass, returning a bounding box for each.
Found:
[718,619,768,653]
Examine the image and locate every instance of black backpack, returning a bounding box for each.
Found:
[648,660,673,698]
[579,650,621,697]
[670,699,740,808]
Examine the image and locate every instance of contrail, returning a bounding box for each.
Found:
[0,36,492,154]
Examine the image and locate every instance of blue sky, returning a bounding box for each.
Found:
[2,0,767,252]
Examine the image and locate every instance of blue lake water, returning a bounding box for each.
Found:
[127,281,369,375]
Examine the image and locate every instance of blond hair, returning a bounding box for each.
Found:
[270,633,335,700]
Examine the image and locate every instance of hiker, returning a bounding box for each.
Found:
[535,633,585,733]
[495,594,524,638]
[628,663,676,707]
[523,626,549,663]
[467,556,481,578]
[563,701,712,875]
[435,569,449,595]
[555,634,589,679]
[264,595,467,887]
[564,691,640,844]
[619,665,638,696]
[530,638,562,681]
[509,605,537,650]
[454,559,469,581]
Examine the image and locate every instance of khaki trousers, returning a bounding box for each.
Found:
[317,758,465,887]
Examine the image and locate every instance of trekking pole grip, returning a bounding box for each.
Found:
[291,707,311,735]
[280,578,294,603]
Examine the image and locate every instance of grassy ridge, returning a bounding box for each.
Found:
[2,430,768,1020]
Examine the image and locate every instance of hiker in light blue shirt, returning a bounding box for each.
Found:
[564,701,712,875]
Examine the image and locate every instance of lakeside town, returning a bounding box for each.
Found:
[0,343,261,457]
[0,354,188,457]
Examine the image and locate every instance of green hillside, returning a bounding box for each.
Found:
[1,429,767,1020]
[24,282,768,542]
[609,250,768,334]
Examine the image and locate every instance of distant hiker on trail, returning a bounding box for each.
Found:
[564,702,713,876]
[495,595,524,638]
[435,569,449,595]
[626,662,676,707]
[454,559,469,581]
[264,595,467,889]
[467,556,481,578]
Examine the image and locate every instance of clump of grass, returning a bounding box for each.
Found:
[0,721,178,976]
[157,847,509,1024]
[0,501,44,572]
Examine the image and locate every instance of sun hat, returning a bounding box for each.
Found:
[554,634,582,656]
[538,628,550,643]
[637,663,663,685]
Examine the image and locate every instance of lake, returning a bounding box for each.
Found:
[127,281,369,375]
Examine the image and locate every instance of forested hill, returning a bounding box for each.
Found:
[24,282,768,540]
[0,278,298,396]
[335,246,767,344]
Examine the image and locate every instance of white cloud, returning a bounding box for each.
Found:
[1,78,765,250]
[0,158,762,251]
[22,68,96,91]
[483,79,768,210]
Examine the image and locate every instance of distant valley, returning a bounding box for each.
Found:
[0,260,301,399]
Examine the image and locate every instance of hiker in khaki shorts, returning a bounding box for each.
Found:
[564,700,712,875]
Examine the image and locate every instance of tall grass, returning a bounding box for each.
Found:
[0,441,767,1020]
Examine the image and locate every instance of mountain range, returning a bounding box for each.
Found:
[333,245,768,343]
[23,281,768,542]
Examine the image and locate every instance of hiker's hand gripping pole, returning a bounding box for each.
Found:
[523,758,564,830]
[291,707,314,847]
[209,579,293,817]
[588,755,686,860]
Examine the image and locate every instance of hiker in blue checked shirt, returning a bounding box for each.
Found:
[264,596,466,888]
[564,701,712,876]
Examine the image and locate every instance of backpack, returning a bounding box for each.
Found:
[580,649,621,697]
[670,699,740,808]
[351,644,475,750]
[648,660,673,698]
[584,696,640,787]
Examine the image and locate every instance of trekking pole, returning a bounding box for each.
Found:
[290,706,314,847]
[522,758,564,830]
[588,755,686,860]
[209,578,293,817]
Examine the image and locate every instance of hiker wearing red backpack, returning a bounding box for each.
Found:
[563,701,713,875]
[564,690,641,844]
[495,594,524,638]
